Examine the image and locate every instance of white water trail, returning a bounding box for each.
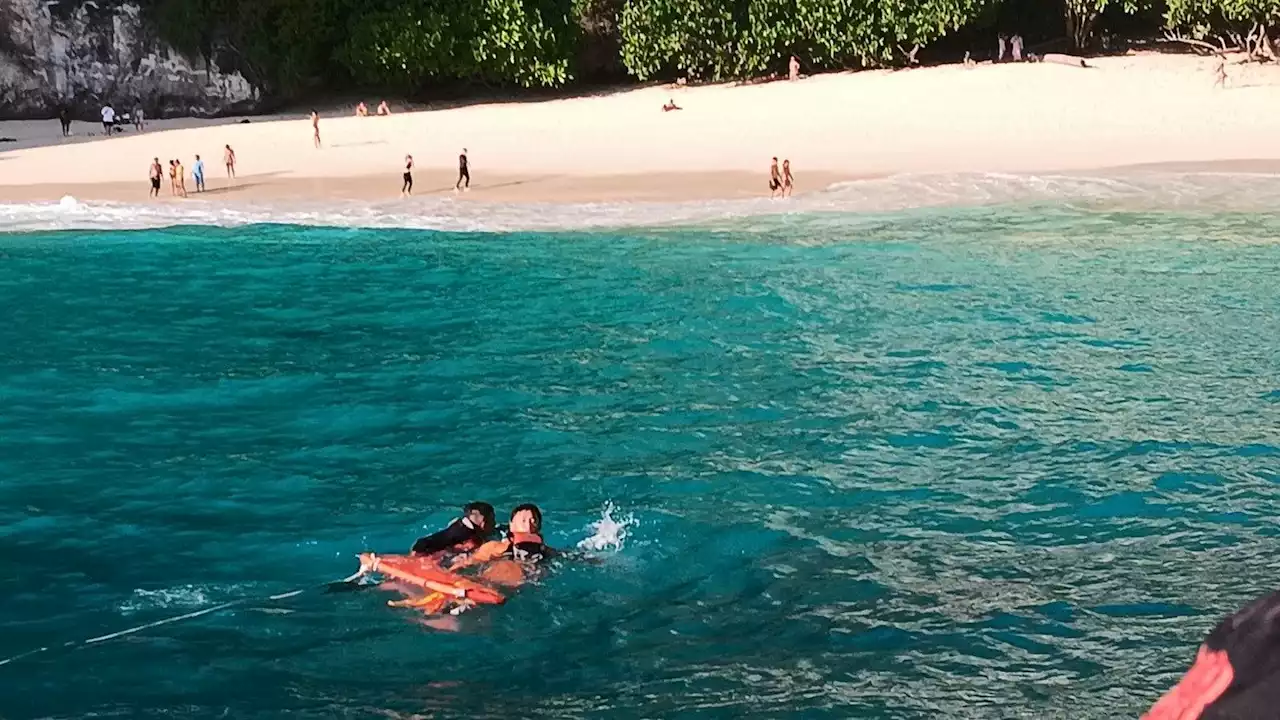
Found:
[576,501,636,553]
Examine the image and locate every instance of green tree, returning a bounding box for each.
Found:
[1165,0,1280,57]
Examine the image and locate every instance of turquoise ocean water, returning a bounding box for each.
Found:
[1,202,1279,718]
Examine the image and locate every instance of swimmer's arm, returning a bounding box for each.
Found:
[409,520,470,556]
[449,540,506,570]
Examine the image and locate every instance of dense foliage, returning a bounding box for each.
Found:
[121,0,1279,102]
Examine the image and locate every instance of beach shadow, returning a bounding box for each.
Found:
[192,182,260,196]
[472,176,553,191]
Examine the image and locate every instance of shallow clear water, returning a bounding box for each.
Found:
[1,207,1278,719]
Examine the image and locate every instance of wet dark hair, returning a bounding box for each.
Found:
[511,503,542,533]
[463,501,495,529]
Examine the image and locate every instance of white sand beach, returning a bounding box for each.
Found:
[1,52,1279,204]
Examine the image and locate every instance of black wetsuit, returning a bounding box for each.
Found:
[456,154,469,189]
[410,517,486,556]
[1147,588,1280,720]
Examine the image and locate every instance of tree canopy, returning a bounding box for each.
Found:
[119,0,1278,104]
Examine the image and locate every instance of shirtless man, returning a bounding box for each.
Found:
[311,110,321,148]
[224,144,237,178]
[149,157,163,198]
[769,157,782,197]
[789,55,800,81]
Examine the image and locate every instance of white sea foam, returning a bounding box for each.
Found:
[3,171,1279,234]
[119,585,215,613]
[576,501,636,553]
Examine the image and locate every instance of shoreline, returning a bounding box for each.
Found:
[0,169,861,205]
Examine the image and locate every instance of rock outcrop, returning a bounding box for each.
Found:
[0,0,260,119]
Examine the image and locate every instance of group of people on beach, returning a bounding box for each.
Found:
[399,148,470,197]
[355,101,391,117]
[146,145,235,199]
[769,157,795,197]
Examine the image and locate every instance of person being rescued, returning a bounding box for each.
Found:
[367,500,498,613]
[449,503,555,587]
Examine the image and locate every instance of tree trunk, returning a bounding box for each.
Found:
[1259,24,1278,61]
[1063,1,1096,51]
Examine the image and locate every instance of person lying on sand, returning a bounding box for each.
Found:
[662,98,682,112]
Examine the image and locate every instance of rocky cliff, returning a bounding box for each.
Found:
[0,0,260,119]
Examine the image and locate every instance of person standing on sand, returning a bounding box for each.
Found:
[168,160,177,195]
[149,157,163,198]
[782,159,794,197]
[193,154,205,192]
[997,34,1007,62]
[133,103,145,132]
[58,106,71,137]
[175,158,188,197]
[456,148,470,191]
[769,157,782,197]
[402,154,414,196]
[1011,34,1024,61]
[789,55,800,81]
[224,145,237,178]
[311,110,321,148]
[100,103,115,135]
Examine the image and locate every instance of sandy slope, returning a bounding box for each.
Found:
[0,52,1277,204]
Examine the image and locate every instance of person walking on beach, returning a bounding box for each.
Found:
[192,154,205,192]
[100,103,115,135]
[311,110,321,148]
[1011,34,1024,62]
[149,157,163,198]
[997,34,1007,62]
[175,158,188,197]
[402,154,414,196]
[769,157,782,197]
[456,148,470,191]
[224,144,237,178]
[168,160,178,195]
[133,102,145,132]
[782,159,794,197]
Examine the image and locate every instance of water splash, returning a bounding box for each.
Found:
[576,502,636,552]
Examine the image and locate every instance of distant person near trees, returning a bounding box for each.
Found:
[789,55,800,81]
[100,103,115,134]
[311,110,321,148]
[58,107,71,136]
